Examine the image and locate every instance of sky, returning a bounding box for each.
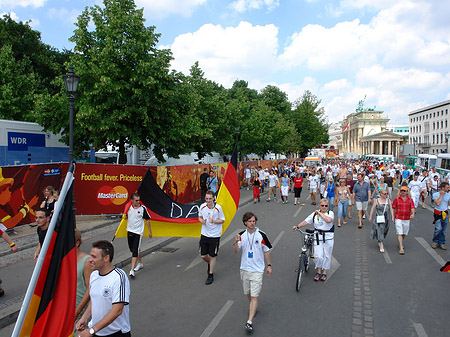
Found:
[2,0,450,126]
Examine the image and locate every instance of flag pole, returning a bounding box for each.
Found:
[12,163,75,337]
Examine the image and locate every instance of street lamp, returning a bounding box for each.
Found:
[63,65,80,164]
[445,132,450,153]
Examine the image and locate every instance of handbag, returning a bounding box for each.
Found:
[376,198,388,223]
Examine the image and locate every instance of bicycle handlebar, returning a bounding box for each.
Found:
[294,227,317,235]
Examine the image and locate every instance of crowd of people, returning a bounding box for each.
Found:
[2,159,449,336]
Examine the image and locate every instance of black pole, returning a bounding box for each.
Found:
[69,97,75,164]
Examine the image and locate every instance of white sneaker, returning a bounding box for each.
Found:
[363,214,366,219]
[129,270,135,278]
[134,263,143,272]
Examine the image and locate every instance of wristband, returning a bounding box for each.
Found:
[10,242,15,247]
[267,264,272,266]
[19,208,27,218]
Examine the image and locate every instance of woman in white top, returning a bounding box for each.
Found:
[294,198,335,282]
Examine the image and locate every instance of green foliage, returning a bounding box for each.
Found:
[0,45,36,121]
[292,90,329,156]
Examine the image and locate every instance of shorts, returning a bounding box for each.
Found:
[95,331,131,337]
[127,232,142,258]
[310,187,317,194]
[395,219,410,235]
[240,269,263,297]
[199,235,220,257]
[355,201,368,211]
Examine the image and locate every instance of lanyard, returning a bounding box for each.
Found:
[246,230,256,252]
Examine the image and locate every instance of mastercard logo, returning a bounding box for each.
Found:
[97,186,129,206]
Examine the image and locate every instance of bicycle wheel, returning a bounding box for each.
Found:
[304,250,310,272]
[296,254,305,291]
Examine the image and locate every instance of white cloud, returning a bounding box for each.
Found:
[169,21,279,87]
[229,0,280,13]
[136,0,206,20]
[1,11,18,20]
[47,7,80,26]
[0,0,46,9]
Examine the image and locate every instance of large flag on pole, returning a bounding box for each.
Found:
[13,166,76,337]
[113,145,240,238]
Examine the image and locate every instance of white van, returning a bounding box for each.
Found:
[417,154,437,171]
[436,154,450,182]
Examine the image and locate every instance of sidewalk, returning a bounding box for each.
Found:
[0,187,260,329]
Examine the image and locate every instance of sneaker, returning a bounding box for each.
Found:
[294,202,297,205]
[129,270,135,278]
[266,198,270,202]
[431,242,438,249]
[362,214,366,219]
[205,274,214,285]
[134,263,143,272]
[439,245,447,250]
[245,322,253,332]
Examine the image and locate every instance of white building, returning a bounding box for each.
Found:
[408,99,450,154]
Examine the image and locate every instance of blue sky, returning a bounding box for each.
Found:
[2,0,450,126]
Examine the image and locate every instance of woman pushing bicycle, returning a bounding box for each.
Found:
[293,198,335,282]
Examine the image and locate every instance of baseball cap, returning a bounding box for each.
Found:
[400,186,409,192]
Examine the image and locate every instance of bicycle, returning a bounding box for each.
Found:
[294,228,316,291]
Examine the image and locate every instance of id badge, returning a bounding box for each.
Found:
[248,251,253,258]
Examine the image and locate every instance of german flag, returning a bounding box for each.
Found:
[113,145,240,238]
[18,183,76,337]
[440,261,450,272]
[216,144,240,235]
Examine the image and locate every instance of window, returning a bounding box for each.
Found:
[438,111,440,117]
[419,125,421,132]
[437,122,439,129]
[433,134,435,144]
[441,134,443,143]
[433,112,436,118]
[433,122,435,130]
[441,120,444,128]
[446,120,448,128]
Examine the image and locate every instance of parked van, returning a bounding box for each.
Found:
[403,155,418,170]
[303,156,321,167]
[436,154,450,181]
[417,154,437,171]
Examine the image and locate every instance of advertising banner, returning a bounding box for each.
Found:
[0,163,67,229]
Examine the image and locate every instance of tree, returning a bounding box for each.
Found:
[291,90,329,156]
[0,44,36,120]
[68,0,183,162]
[259,85,291,116]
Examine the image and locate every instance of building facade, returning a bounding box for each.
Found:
[408,99,450,154]
[341,109,405,157]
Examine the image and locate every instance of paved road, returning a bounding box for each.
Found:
[1,189,449,336]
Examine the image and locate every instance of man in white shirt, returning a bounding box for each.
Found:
[408,172,422,209]
[233,212,272,333]
[124,193,151,278]
[199,191,226,285]
[266,170,279,202]
[76,240,130,337]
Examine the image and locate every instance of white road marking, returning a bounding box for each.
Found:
[326,255,341,280]
[415,237,446,266]
[382,250,392,264]
[272,231,285,247]
[200,300,234,337]
[413,322,429,337]
[293,206,303,218]
[184,230,238,271]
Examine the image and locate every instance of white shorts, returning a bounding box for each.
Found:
[356,201,368,211]
[310,187,317,193]
[240,270,263,297]
[395,219,410,235]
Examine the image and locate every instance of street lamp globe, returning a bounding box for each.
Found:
[63,64,80,98]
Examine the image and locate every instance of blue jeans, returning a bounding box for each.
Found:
[433,216,448,246]
[327,196,335,211]
[337,199,349,219]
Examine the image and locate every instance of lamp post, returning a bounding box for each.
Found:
[445,132,450,153]
[63,65,80,164]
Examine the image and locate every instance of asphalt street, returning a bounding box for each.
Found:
[1,188,449,337]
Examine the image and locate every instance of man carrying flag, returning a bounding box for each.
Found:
[76,240,131,337]
[199,190,226,285]
[123,193,152,278]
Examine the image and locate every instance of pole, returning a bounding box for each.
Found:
[12,163,75,337]
[68,97,74,164]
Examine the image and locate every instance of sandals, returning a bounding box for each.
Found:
[313,273,321,282]
[319,274,327,282]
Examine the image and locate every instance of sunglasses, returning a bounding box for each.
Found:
[319,204,328,207]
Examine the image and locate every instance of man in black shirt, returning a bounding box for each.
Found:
[199,168,209,203]
[33,208,50,261]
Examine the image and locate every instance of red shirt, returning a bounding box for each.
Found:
[392,196,415,220]
[294,177,303,188]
